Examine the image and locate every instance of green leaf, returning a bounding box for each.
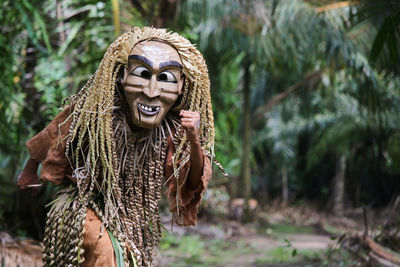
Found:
[117,240,124,267]
[386,18,399,65]
[57,22,84,57]
[291,248,297,257]
[33,7,52,53]
[21,0,52,53]
[130,250,138,267]
[107,229,124,267]
[280,238,292,248]
[14,1,47,54]
[370,18,389,62]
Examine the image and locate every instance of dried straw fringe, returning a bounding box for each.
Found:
[42,187,87,266]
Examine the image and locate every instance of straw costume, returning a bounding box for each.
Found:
[18,27,214,266]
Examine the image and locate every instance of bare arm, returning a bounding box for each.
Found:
[179,110,204,190]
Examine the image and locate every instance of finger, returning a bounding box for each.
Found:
[179,110,189,116]
[180,114,200,121]
[181,118,197,122]
[181,122,195,129]
[180,112,195,118]
[181,119,197,125]
[180,110,199,117]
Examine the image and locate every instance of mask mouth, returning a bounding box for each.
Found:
[137,103,160,116]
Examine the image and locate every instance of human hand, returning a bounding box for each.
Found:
[180,110,200,143]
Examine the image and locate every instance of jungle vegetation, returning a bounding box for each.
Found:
[1,0,400,246]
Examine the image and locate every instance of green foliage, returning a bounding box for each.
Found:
[350,0,400,72]
[212,52,244,175]
[254,246,324,266]
[0,0,123,237]
[263,224,315,237]
[2,0,400,245]
[160,233,205,265]
[323,247,360,267]
[160,232,256,266]
[181,0,400,205]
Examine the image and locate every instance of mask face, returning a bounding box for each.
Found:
[122,41,183,129]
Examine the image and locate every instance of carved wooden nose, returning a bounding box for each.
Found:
[143,76,161,98]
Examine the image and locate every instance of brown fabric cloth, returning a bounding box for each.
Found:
[18,108,212,265]
[165,136,212,226]
[82,209,117,267]
[18,106,74,189]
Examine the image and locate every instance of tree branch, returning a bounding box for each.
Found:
[253,70,324,125]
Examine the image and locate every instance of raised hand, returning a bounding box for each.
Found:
[179,110,200,143]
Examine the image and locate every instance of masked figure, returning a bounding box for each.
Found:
[18,27,214,266]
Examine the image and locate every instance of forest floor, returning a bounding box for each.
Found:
[1,204,389,267]
[156,204,378,267]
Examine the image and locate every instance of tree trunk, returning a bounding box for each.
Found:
[19,42,44,239]
[56,0,72,78]
[111,0,120,36]
[155,0,178,28]
[242,58,252,221]
[333,155,346,215]
[22,44,42,131]
[282,165,288,204]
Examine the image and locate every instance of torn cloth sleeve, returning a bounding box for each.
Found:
[165,136,212,226]
[18,106,74,189]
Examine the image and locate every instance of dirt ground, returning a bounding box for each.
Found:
[156,221,335,266]
[156,205,367,266]
[1,205,377,267]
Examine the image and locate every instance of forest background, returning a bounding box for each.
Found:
[1,0,400,266]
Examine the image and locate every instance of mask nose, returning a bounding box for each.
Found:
[142,76,161,98]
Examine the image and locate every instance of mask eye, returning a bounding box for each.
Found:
[132,66,151,79]
[157,71,177,83]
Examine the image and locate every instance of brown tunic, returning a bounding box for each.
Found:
[18,107,212,266]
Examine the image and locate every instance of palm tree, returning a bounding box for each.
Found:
[350,0,400,72]
[181,0,400,209]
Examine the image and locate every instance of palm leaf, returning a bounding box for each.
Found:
[370,18,389,61]
[130,250,138,267]
[14,1,47,54]
[21,0,52,53]
[57,22,84,57]
[107,229,125,267]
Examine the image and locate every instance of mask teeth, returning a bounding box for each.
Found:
[139,104,160,112]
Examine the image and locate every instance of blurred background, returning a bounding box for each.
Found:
[1,0,400,266]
